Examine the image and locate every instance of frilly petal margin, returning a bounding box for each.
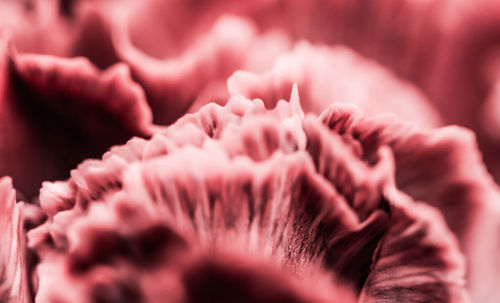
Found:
[227,42,442,129]
[29,135,361,302]
[27,88,470,302]
[0,177,29,303]
[0,35,153,198]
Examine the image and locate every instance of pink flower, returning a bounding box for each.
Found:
[0,1,499,302]
[24,89,477,302]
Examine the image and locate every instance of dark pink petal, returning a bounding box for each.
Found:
[303,116,392,219]
[304,113,469,301]
[0,36,152,198]
[183,254,357,303]
[316,107,470,302]
[389,128,500,303]
[69,2,120,69]
[479,81,500,182]
[360,190,469,302]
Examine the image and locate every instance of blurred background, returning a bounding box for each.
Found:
[2,0,500,185]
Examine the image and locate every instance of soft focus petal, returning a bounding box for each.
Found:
[0,35,152,198]
[0,177,29,302]
[112,8,291,124]
[228,43,442,129]
[0,0,72,56]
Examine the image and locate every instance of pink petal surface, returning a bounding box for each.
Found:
[44,0,500,183]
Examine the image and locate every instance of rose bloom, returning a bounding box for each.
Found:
[1,0,500,303]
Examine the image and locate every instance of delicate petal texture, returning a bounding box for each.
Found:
[360,191,469,302]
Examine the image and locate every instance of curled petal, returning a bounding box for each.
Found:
[0,35,152,198]
[387,127,500,303]
[11,53,152,136]
[303,116,393,219]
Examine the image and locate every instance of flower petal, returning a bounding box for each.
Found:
[228,43,442,129]
[112,8,290,124]
[0,177,30,302]
[0,35,152,198]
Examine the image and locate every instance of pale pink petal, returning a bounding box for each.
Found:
[228,43,442,129]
